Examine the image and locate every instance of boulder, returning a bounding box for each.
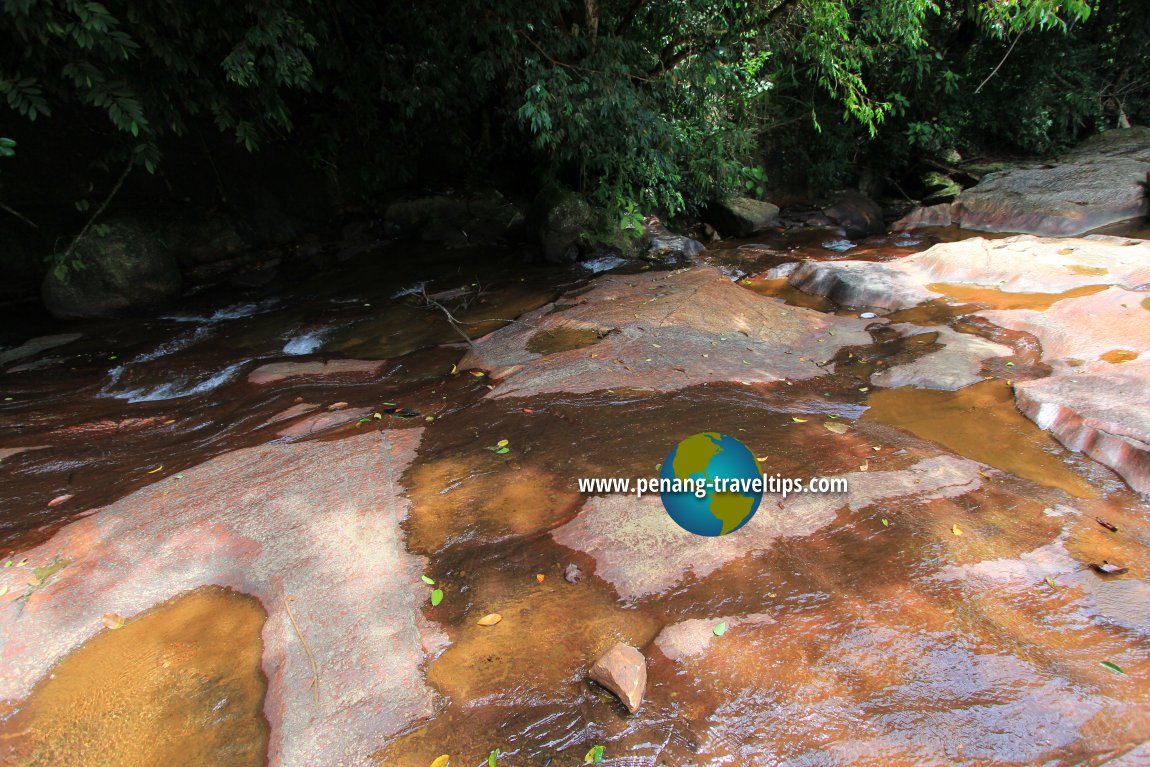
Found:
[588,643,646,713]
[643,218,704,262]
[921,171,964,205]
[894,203,954,231]
[41,218,182,319]
[537,190,593,263]
[823,190,884,238]
[952,127,1150,236]
[385,191,525,247]
[707,197,780,238]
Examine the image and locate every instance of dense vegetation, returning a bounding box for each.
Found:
[1,0,1147,237]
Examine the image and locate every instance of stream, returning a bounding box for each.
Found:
[1,223,1148,767]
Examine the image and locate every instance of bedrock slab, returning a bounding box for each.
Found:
[788,235,1150,312]
[460,266,872,398]
[871,324,1013,390]
[0,430,445,767]
[552,455,983,601]
[247,358,388,385]
[1015,362,1150,495]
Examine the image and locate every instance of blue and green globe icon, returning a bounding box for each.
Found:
[660,432,764,536]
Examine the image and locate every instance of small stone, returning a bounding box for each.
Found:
[328,402,349,411]
[588,642,646,713]
[564,563,583,584]
[859,312,878,319]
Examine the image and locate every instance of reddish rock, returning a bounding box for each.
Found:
[46,494,74,508]
[53,417,163,437]
[588,642,646,713]
[247,359,387,385]
[1015,362,1150,495]
[0,430,446,767]
[461,266,873,398]
[952,128,1150,236]
[259,402,319,429]
[275,407,372,440]
[894,203,954,231]
[0,446,49,462]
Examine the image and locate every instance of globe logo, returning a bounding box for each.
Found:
[659,432,764,536]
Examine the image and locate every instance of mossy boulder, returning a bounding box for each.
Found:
[42,217,182,319]
[707,197,780,238]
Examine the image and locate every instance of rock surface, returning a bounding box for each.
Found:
[708,197,780,238]
[588,642,647,713]
[654,613,775,661]
[898,128,1150,235]
[0,333,82,367]
[823,190,884,238]
[872,324,1013,390]
[247,359,388,385]
[41,218,183,319]
[0,430,446,767]
[1015,362,1150,495]
[461,266,872,398]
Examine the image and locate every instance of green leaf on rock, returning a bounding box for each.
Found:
[713,622,728,636]
[584,745,605,764]
[421,575,435,585]
[1100,660,1126,675]
[1045,576,1057,589]
[430,588,444,606]
[487,749,501,766]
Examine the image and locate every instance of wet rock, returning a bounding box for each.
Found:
[276,406,373,440]
[894,202,954,231]
[0,333,82,367]
[655,613,775,661]
[41,218,183,319]
[0,446,49,462]
[823,190,884,238]
[952,127,1150,236]
[259,402,319,429]
[707,197,780,238]
[537,190,592,263]
[921,171,964,206]
[588,642,646,713]
[460,266,873,398]
[247,358,388,385]
[1015,361,1150,495]
[643,219,704,262]
[871,324,1013,390]
[384,191,525,247]
[0,430,446,767]
[564,563,583,583]
[553,456,983,600]
[788,235,1150,312]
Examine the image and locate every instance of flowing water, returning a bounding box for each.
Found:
[1,224,1149,766]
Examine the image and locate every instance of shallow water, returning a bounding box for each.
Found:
[2,229,1150,767]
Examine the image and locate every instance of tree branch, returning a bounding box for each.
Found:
[59,158,134,264]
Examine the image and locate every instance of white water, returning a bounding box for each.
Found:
[109,361,248,403]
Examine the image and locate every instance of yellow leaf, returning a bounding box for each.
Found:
[477,613,503,626]
[102,613,126,630]
[496,439,509,448]
[0,584,8,597]
[15,558,27,567]
[430,756,451,767]
[450,364,458,375]
[951,524,963,536]
[536,573,545,583]
[791,417,807,423]
[470,370,486,377]
[859,460,869,472]
[146,464,163,474]
[824,422,849,434]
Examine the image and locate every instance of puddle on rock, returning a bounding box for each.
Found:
[0,586,268,767]
[524,326,604,355]
[923,282,1108,311]
[738,276,836,312]
[1101,349,1139,364]
[862,380,1098,498]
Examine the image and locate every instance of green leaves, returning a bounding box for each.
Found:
[713,622,728,636]
[1100,661,1126,676]
[583,745,605,764]
[430,589,444,607]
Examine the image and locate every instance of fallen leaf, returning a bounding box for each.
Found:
[430,589,444,606]
[824,422,849,434]
[15,558,27,567]
[477,613,503,626]
[791,417,808,423]
[146,464,164,474]
[430,756,450,767]
[424,415,435,422]
[1045,576,1057,589]
[1100,660,1126,675]
[470,370,486,377]
[102,613,125,630]
[421,575,435,585]
[713,622,728,636]
[495,446,510,454]
[488,749,501,767]
[859,460,869,472]
[450,364,458,375]
[1091,561,1129,575]
[1095,517,1119,532]
[47,494,74,508]
[0,584,8,597]
[584,745,605,764]
[882,518,890,527]
[858,387,869,392]
[951,524,963,536]
[496,439,509,448]
[536,573,545,583]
